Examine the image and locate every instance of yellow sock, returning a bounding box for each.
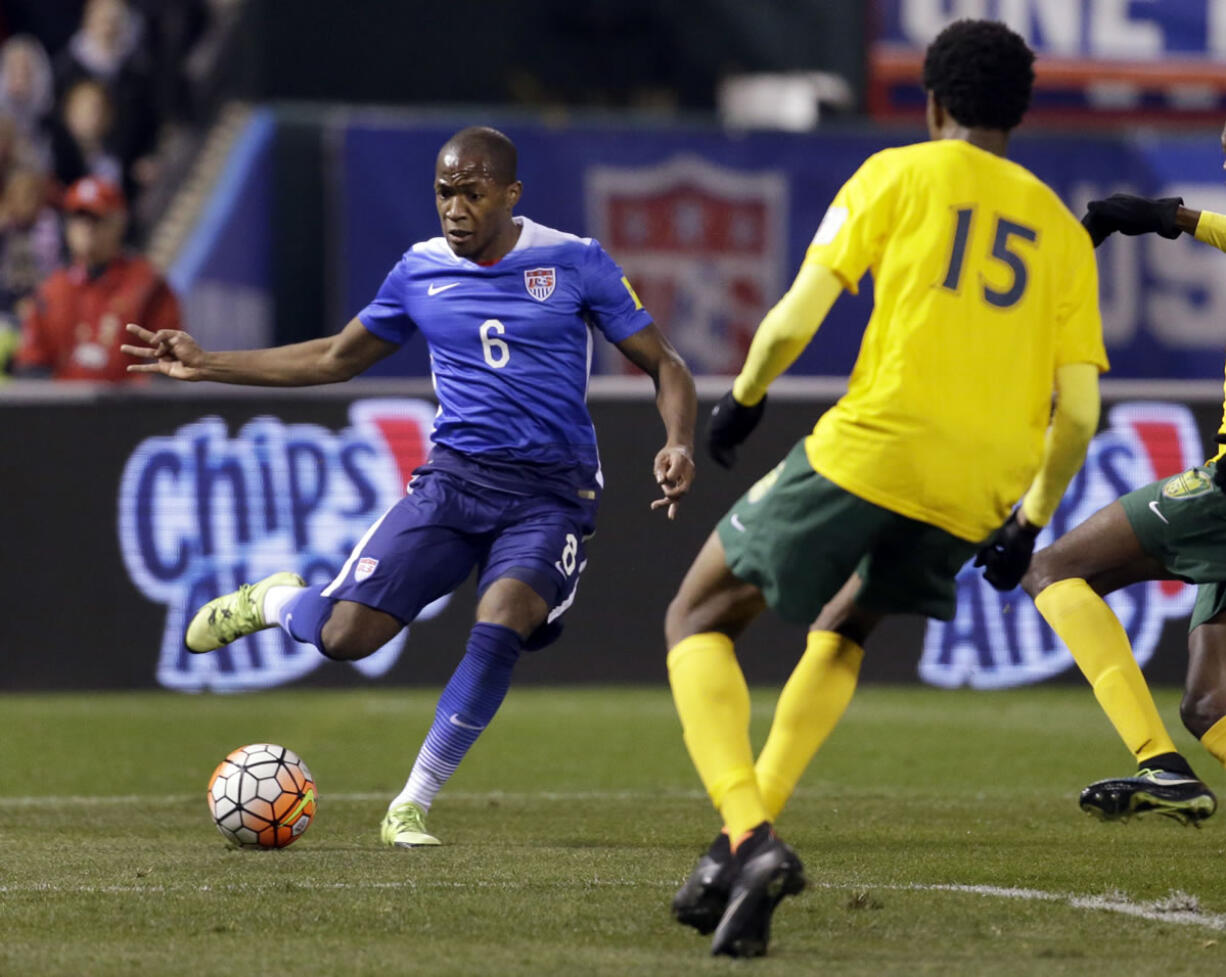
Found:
[667,632,769,838]
[1035,578,1176,762]
[1200,715,1226,767]
[755,631,864,820]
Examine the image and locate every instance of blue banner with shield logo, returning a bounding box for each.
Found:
[333,119,1226,381]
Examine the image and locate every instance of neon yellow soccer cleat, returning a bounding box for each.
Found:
[184,572,305,653]
[1080,768,1217,826]
[381,801,441,847]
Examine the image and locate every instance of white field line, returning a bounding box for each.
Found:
[0,789,707,808]
[0,875,1222,934]
[810,882,1226,933]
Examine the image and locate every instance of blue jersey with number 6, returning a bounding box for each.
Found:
[357,216,651,492]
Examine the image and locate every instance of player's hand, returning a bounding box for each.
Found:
[973,510,1042,591]
[707,391,766,469]
[121,323,207,381]
[651,444,695,520]
[1081,194,1183,247]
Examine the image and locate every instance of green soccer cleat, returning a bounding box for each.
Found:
[1079,768,1217,826]
[184,572,305,653]
[381,801,441,848]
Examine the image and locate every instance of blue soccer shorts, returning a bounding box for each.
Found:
[321,469,595,648]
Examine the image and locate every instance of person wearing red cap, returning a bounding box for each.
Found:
[13,175,180,380]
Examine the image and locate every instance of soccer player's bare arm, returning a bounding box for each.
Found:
[1176,207,1226,251]
[121,316,399,385]
[615,322,698,518]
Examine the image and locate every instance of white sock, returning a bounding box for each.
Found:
[388,761,442,813]
[262,585,303,627]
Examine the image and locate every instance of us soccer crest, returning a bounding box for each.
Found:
[524,267,555,301]
[586,155,787,373]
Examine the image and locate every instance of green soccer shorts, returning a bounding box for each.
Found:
[1119,462,1226,631]
[716,440,981,626]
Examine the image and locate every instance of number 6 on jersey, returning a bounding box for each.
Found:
[480,319,510,368]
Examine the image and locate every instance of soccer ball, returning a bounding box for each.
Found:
[207,743,317,849]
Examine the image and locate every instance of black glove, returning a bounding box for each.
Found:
[1081,194,1183,247]
[974,510,1042,592]
[706,391,766,469]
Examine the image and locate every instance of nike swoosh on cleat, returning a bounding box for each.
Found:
[1148,500,1169,524]
[428,282,460,296]
[448,713,485,731]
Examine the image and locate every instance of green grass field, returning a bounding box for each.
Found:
[2,685,1225,976]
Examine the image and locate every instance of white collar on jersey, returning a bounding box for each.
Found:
[422,216,589,264]
[439,215,534,265]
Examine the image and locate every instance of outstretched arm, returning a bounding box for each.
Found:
[731,260,844,407]
[706,261,844,468]
[614,323,697,519]
[121,316,399,386]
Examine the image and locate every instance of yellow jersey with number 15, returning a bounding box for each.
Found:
[803,138,1108,542]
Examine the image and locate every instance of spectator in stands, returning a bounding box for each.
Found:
[0,167,59,377]
[0,34,55,171]
[13,175,180,381]
[0,113,42,193]
[54,0,160,199]
[0,168,61,318]
[52,79,123,189]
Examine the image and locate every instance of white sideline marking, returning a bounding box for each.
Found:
[813,882,1226,933]
[0,876,1222,932]
[0,789,707,808]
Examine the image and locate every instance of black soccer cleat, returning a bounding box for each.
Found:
[1079,768,1217,826]
[710,823,806,958]
[672,831,733,935]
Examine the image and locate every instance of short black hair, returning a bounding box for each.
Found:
[922,19,1035,132]
[438,126,518,185]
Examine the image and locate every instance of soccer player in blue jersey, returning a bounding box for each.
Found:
[122,126,697,846]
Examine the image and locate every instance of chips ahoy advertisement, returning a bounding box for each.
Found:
[0,391,1220,691]
[117,399,445,692]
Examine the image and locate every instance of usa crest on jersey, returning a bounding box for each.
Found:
[524,267,556,301]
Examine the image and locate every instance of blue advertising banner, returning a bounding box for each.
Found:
[335,118,1226,381]
[877,0,1226,58]
[871,0,1226,122]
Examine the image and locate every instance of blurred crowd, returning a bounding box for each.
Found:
[0,0,214,381]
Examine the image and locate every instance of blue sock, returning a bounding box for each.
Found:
[277,586,337,655]
[390,623,522,812]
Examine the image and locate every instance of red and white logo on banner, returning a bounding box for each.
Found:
[586,155,787,374]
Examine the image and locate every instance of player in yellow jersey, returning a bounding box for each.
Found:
[1019,126,1226,827]
[663,20,1109,958]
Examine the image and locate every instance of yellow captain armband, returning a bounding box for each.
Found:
[1194,211,1226,253]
